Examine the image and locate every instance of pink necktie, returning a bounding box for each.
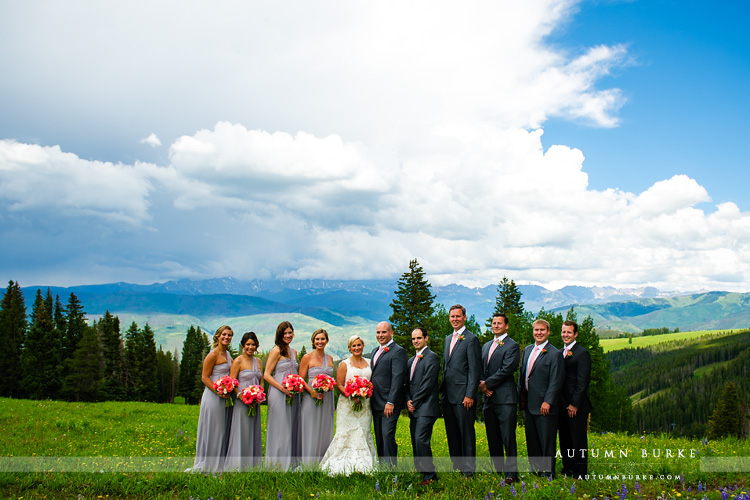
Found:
[449,332,459,356]
[410,354,419,380]
[373,346,382,366]
[525,345,541,389]
[487,337,500,366]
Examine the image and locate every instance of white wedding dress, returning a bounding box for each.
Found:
[319,358,378,475]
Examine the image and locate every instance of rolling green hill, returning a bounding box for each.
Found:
[565,291,750,333]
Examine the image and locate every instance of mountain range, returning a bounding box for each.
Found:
[12,278,750,357]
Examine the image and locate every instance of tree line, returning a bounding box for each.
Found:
[0,281,178,402]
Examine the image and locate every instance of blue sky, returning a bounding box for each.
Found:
[1,0,749,293]
[544,0,750,206]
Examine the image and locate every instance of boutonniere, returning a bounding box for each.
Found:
[496,339,504,346]
[565,350,572,357]
[417,353,424,360]
[541,349,547,354]
[456,333,465,341]
[382,346,390,353]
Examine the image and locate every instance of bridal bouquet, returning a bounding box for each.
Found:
[344,375,373,412]
[282,374,305,405]
[213,376,239,407]
[311,374,336,406]
[238,384,266,417]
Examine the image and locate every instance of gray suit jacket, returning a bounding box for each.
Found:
[407,348,440,417]
[370,341,408,411]
[441,328,481,405]
[518,342,564,415]
[481,336,520,408]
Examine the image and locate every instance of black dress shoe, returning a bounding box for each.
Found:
[504,477,515,484]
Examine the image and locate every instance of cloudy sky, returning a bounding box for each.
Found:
[1,0,749,292]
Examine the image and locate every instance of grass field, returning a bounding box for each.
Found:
[0,398,748,499]
[599,330,740,353]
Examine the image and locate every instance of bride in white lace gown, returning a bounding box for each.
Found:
[320,335,378,475]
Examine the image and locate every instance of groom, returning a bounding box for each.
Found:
[370,321,408,468]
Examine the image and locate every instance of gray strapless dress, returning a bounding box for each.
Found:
[224,359,263,470]
[264,355,301,470]
[299,356,334,465]
[192,354,232,472]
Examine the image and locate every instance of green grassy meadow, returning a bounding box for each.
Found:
[1,398,748,500]
[599,330,740,353]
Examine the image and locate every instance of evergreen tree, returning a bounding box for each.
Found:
[487,276,532,346]
[53,295,67,364]
[133,324,159,401]
[98,311,125,400]
[178,325,208,405]
[707,382,741,439]
[61,324,104,402]
[21,289,60,399]
[389,258,436,354]
[297,345,307,364]
[156,346,177,403]
[124,321,139,399]
[0,281,27,397]
[64,293,87,363]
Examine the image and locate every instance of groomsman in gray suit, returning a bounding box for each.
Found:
[479,313,520,482]
[518,318,564,479]
[406,327,440,486]
[370,321,408,468]
[440,304,481,477]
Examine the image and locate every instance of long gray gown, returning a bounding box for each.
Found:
[299,355,334,465]
[224,357,263,470]
[192,352,232,472]
[264,355,301,470]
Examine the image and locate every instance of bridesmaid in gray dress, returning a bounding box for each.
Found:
[299,328,335,465]
[224,331,263,471]
[264,321,301,470]
[191,325,234,472]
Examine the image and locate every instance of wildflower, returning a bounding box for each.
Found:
[510,485,516,497]
[522,481,526,493]
[375,481,380,493]
[278,491,282,500]
[500,479,505,487]
[635,481,640,494]
[571,484,576,494]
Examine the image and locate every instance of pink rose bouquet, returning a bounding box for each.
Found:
[344,375,373,412]
[213,376,239,407]
[239,384,266,417]
[311,374,336,406]
[282,374,305,405]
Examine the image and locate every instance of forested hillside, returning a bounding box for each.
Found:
[607,330,750,437]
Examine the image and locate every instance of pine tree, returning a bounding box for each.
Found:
[21,289,60,399]
[61,324,104,402]
[98,311,125,400]
[389,259,436,354]
[297,345,307,364]
[140,324,159,401]
[707,382,741,439]
[124,322,140,399]
[64,293,87,363]
[178,326,208,404]
[487,276,532,346]
[156,346,177,403]
[0,281,27,397]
